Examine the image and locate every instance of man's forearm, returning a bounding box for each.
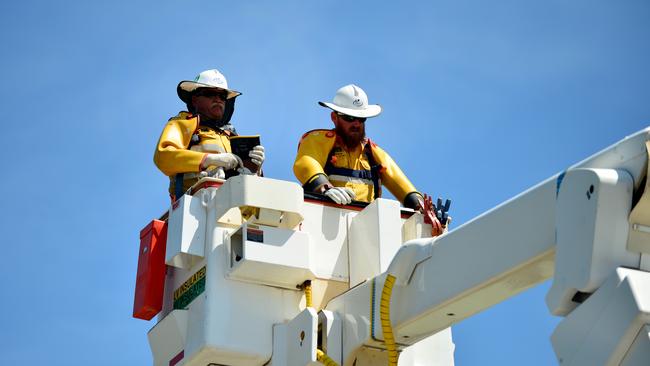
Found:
[303,173,333,193]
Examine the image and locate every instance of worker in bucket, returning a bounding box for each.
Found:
[293,84,444,235]
[154,69,265,201]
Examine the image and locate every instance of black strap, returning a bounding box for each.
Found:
[364,143,383,199]
[323,143,382,199]
[174,129,200,201]
[303,173,330,193]
[174,173,185,201]
[325,166,374,180]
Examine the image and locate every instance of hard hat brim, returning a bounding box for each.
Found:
[318,101,382,118]
[177,81,241,104]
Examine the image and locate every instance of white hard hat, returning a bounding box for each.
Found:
[318,84,382,118]
[177,69,241,104]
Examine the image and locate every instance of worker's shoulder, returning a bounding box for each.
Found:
[165,111,198,129]
[365,138,385,152]
[167,111,196,122]
[299,129,336,142]
[365,138,392,162]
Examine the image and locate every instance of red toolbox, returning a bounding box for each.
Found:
[133,219,167,320]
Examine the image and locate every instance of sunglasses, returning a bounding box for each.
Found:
[336,112,366,123]
[194,89,228,99]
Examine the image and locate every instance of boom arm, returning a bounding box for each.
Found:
[325,127,650,363]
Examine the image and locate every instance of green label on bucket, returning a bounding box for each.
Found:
[173,266,206,309]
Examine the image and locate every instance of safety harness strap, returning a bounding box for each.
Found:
[324,143,383,199]
[325,166,374,180]
[173,173,185,201]
[173,121,202,201]
[364,143,383,199]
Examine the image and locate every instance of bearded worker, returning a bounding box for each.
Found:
[293,84,443,235]
[154,69,265,201]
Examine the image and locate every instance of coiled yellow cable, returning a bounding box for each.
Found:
[304,280,313,308]
[302,281,339,366]
[380,274,398,366]
[317,349,340,366]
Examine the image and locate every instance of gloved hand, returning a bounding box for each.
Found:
[203,153,242,170]
[206,167,226,179]
[430,215,444,237]
[237,167,253,175]
[324,187,356,205]
[422,194,444,237]
[249,145,265,167]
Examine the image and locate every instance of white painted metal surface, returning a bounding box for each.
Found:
[271,308,319,366]
[621,325,650,365]
[148,310,188,366]
[150,177,310,366]
[548,168,638,316]
[402,211,433,243]
[399,329,456,366]
[348,198,403,287]
[320,127,650,364]
[166,194,206,269]
[300,201,353,282]
[318,310,343,363]
[227,222,314,289]
[209,175,305,229]
[551,268,650,365]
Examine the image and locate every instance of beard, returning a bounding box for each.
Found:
[335,123,366,148]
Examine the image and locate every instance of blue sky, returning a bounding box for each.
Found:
[1,1,649,365]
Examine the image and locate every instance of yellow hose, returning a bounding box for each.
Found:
[317,349,340,366]
[380,274,398,366]
[302,281,339,366]
[304,280,313,308]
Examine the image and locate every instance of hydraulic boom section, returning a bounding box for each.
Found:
[323,127,650,365]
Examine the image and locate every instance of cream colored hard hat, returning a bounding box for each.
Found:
[318,84,382,118]
[177,69,241,104]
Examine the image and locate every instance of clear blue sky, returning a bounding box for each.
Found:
[1,1,649,365]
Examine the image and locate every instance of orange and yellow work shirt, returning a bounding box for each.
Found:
[293,129,419,204]
[154,111,233,197]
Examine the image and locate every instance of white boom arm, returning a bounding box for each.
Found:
[323,127,650,365]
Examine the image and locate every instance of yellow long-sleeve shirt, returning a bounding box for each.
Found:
[293,129,419,204]
[154,111,233,197]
